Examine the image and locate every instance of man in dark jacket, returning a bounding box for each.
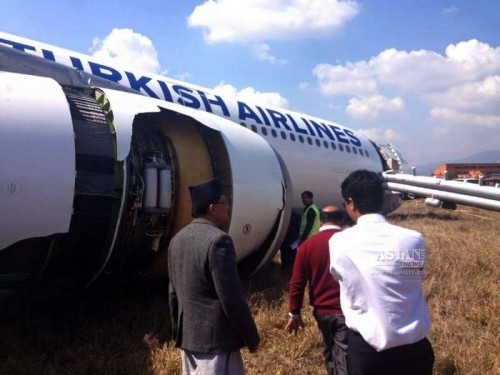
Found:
[168,177,260,375]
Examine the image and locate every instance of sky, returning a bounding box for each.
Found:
[2,0,500,167]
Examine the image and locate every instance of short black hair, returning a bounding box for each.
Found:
[191,197,220,217]
[341,170,383,214]
[301,191,313,198]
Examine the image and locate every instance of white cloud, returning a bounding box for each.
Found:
[428,75,500,115]
[313,61,378,96]
[312,39,500,162]
[445,39,500,77]
[174,72,193,82]
[442,6,459,15]
[213,82,289,108]
[370,40,500,93]
[346,95,405,119]
[357,126,418,165]
[299,81,310,91]
[356,127,383,142]
[431,107,500,128]
[90,28,162,74]
[369,48,453,93]
[251,43,287,65]
[89,29,289,110]
[313,40,500,124]
[357,127,404,144]
[187,0,360,43]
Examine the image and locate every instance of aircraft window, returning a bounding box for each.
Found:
[261,127,268,136]
[281,131,287,140]
[359,148,363,155]
[307,137,313,145]
[240,122,247,128]
[339,144,344,151]
[346,145,351,153]
[299,135,304,143]
[271,129,278,137]
[315,139,321,147]
[365,150,369,157]
[290,133,296,142]
[251,124,258,133]
[331,142,337,150]
[323,140,329,148]
[353,147,358,155]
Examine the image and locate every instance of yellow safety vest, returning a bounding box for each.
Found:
[299,203,320,239]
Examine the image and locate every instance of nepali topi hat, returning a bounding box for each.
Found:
[188,178,222,207]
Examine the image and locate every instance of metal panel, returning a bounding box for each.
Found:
[0,73,75,249]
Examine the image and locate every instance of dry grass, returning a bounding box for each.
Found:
[1,200,499,374]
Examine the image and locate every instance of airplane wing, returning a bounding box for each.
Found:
[382,171,500,212]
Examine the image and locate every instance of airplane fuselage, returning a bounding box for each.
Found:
[0,32,402,297]
[0,32,385,210]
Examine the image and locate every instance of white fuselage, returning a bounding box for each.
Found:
[0,32,392,292]
[0,32,383,211]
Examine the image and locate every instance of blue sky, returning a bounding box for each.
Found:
[2,0,500,166]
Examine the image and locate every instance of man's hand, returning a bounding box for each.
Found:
[284,316,305,335]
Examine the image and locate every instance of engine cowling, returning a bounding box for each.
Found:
[0,73,291,297]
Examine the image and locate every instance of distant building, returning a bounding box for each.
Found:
[432,163,500,180]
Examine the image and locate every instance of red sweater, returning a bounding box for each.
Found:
[289,227,342,315]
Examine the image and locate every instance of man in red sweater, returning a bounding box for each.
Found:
[285,206,349,375]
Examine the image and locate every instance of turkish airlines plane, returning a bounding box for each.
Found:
[0,32,498,297]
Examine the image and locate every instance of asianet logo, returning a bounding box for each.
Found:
[376,249,425,269]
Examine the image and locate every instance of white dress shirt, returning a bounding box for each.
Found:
[329,213,431,351]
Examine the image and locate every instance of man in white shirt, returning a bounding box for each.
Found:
[329,169,434,375]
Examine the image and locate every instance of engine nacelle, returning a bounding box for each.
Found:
[0,73,290,297]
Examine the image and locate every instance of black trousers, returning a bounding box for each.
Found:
[347,329,434,375]
[314,314,348,375]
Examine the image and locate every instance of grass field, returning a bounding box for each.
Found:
[1,200,499,374]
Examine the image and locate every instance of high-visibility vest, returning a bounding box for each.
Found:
[299,203,320,239]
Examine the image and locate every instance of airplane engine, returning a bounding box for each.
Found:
[0,72,291,297]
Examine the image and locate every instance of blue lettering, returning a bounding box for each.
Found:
[330,125,349,144]
[300,118,316,136]
[0,35,366,150]
[158,80,174,103]
[237,102,263,124]
[173,85,201,109]
[0,38,35,53]
[255,106,271,126]
[345,129,362,146]
[310,120,334,140]
[70,56,84,71]
[266,109,292,131]
[286,114,308,135]
[125,72,159,99]
[89,62,122,83]
[42,49,55,61]
[198,91,230,116]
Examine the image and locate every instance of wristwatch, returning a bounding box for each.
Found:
[288,312,300,319]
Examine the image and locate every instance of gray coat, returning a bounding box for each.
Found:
[168,218,260,353]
